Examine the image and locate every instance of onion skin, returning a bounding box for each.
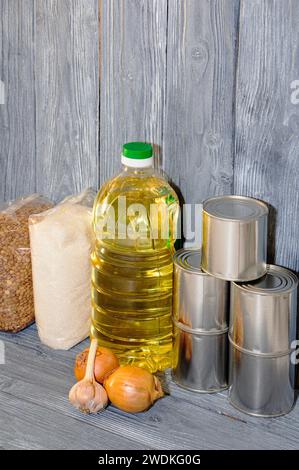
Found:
[74,346,119,384]
[104,366,164,413]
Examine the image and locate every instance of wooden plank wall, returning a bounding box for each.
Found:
[0,0,299,273]
[164,0,238,205]
[99,0,168,182]
[35,0,99,201]
[0,0,36,201]
[234,0,299,272]
[0,0,99,203]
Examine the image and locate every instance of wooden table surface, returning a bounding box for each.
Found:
[0,324,298,450]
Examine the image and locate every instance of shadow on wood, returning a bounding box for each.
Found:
[267,203,276,266]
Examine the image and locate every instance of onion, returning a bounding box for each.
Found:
[104,365,164,413]
[74,346,119,384]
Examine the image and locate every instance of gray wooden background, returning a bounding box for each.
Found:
[1,0,299,274]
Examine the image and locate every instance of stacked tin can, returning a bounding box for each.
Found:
[172,195,298,417]
[172,250,229,392]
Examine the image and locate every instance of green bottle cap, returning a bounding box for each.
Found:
[122,142,153,159]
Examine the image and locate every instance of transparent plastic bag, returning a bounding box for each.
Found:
[0,195,54,332]
[29,188,96,350]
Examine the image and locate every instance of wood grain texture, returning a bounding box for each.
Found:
[35,0,99,202]
[234,0,299,271]
[1,0,299,451]
[0,0,36,201]
[0,325,299,450]
[164,0,239,205]
[99,0,168,182]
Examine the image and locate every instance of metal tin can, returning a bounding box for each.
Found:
[230,265,298,354]
[173,324,228,393]
[229,344,295,417]
[173,249,229,331]
[202,195,268,281]
[229,265,298,417]
[172,249,229,393]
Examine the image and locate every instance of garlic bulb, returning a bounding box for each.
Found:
[69,339,108,414]
[104,365,164,413]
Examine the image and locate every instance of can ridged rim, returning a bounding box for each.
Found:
[232,264,298,295]
[175,319,229,336]
[173,248,208,275]
[203,195,269,222]
[201,264,267,282]
[228,334,292,357]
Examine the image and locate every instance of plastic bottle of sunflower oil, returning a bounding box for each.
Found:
[91,142,179,372]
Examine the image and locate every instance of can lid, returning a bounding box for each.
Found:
[173,248,207,275]
[203,195,268,221]
[236,264,298,294]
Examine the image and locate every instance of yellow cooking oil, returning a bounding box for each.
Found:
[91,142,179,372]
